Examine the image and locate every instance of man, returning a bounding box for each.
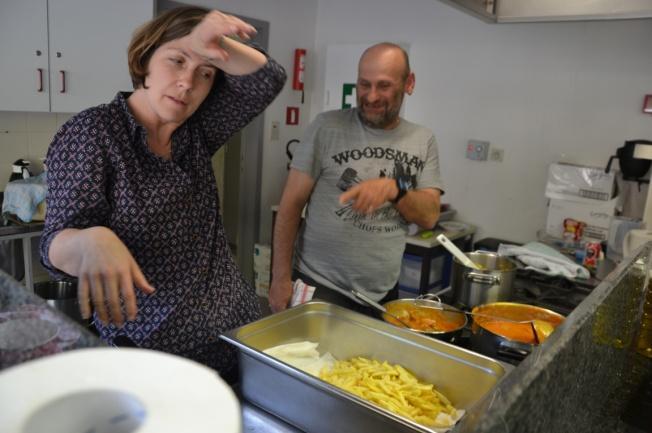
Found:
[269,42,443,314]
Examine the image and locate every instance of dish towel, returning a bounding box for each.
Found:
[497,241,591,280]
[2,172,47,223]
[290,279,316,307]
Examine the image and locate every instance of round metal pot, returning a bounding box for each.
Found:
[34,280,84,324]
[469,302,565,361]
[381,296,467,342]
[450,250,517,309]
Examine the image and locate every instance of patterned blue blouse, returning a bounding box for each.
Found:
[40,59,286,374]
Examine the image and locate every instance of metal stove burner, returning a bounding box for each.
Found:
[510,269,596,316]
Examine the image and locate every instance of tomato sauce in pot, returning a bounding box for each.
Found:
[384,301,466,333]
[472,302,565,345]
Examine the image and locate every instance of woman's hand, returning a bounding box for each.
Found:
[189,10,257,63]
[49,227,155,327]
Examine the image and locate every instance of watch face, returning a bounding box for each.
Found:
[397,175,413,191]
[392,160,415,190]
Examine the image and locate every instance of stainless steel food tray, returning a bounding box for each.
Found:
[221,301,506,433]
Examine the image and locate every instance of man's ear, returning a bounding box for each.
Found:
[405,72,415,95]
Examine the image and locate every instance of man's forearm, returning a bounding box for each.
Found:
[272,205,303,282]
[395,189,440,229]
[338,177,439,229]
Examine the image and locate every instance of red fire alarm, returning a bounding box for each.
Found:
[286,107,299,125]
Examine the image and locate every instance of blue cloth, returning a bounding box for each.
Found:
[2,173,47,223]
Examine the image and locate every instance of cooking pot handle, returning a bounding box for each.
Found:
[497,339,531,359]
[467,272,501,285]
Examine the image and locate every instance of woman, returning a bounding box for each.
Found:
[39,6,286,377]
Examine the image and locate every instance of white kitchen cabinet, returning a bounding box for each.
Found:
[0,0,153,113]
[0,0,49,111]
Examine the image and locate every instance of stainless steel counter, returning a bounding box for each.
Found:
[3,241,649,433]
[0,222,44,237]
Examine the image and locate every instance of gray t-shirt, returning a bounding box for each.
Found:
[291,108,443,302]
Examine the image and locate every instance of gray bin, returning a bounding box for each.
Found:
[34,280,85,325]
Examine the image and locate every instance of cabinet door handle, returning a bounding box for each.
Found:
[37,68,44,92]
[59,70,66,93]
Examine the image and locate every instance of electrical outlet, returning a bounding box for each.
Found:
[466,140,490,161]
[271,121,280,141]
[489,148,504,162]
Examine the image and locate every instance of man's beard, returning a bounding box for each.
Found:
[357,97,402,129]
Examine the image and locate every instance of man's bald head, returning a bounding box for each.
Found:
[359,43,411,83]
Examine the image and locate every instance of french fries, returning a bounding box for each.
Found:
[319,357,459,428]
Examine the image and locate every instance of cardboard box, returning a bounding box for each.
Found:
[545,163,616,201]
[254,277,270,298]
[253,244,271,297]
[545,196,619,242]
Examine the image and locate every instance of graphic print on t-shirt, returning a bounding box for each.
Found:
[332,146,424,234]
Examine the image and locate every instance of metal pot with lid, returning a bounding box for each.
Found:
[450,250,517,309]
[381,294,467,341]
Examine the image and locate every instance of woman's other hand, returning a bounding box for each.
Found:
[49,226,155,327]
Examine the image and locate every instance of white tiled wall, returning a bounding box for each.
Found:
[0,111,74,191]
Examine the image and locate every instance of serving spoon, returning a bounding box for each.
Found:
[435,234,482,270]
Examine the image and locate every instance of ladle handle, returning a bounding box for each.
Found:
[436,234,480,270]
[350,289,387,313]
[351,289,412,328]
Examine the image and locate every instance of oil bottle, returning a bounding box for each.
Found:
[635,276,652,358]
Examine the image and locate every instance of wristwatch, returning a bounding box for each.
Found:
[391,176,413,204]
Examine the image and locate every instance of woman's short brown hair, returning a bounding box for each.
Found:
[127,6,209,89]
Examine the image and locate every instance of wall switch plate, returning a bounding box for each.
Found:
[489,147,504,162]
[466,140,490,161]
[271,121,280,141]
